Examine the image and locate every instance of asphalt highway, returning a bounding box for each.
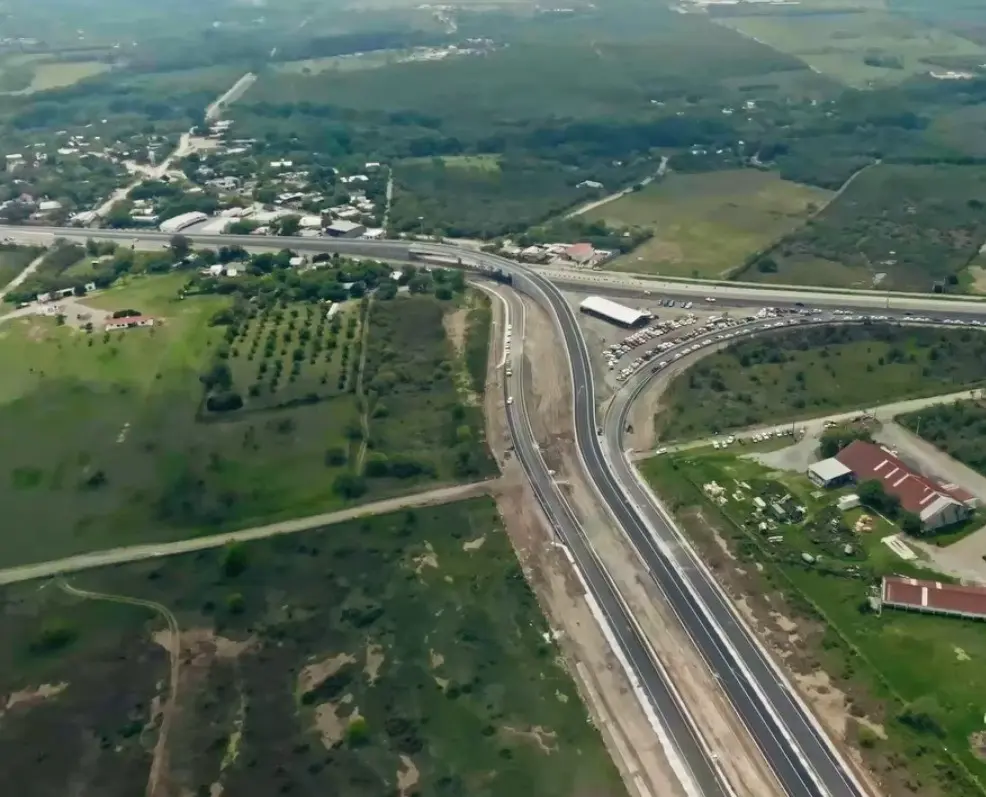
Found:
[496,284,727,797]
[9,223,983,796]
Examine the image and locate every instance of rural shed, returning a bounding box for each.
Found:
[807,458,854,489]
[579,296,649,328]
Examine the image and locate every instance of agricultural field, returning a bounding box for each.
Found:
[0,54,111,94]
[0,497,625,797]
[657,324,986,441]
[586,170,831,278]
[717,9,986,88]
[223,301,363,412]
[0,243,44,289]
[741,164,986,291]
[643,450,986,796]
[898,399,986,476]
[0,275,493,568]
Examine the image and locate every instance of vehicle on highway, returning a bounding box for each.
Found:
[506,396,514,405]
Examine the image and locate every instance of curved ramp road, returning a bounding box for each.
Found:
[6,223,979,796]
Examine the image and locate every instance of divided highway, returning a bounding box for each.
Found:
[8,224,985,796]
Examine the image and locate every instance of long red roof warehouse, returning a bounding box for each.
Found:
[835,439,972,515]
[882,576,986,619]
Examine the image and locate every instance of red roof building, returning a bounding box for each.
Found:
[835,440,973,531]
[564,242,596,265]
[882,576,986,620]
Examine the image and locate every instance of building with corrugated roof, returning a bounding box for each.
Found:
[835,440,973,531]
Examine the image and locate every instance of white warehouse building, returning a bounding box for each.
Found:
[159,211,208,234]
[579,295,650,328]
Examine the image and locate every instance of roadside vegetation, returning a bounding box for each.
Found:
[898,399,986,476]
[657,324,986,441]
[0,498,624,797]
[0,255,493,568]
[643,450,986,797]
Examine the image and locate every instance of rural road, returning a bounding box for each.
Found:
[0,480,495,586]
[3,224,981,797]
[632,387,986,459]
[565,155,669,219]
[206,71,256,122]
[58,580,181,797]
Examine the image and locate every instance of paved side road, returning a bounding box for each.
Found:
[0,480,496,586]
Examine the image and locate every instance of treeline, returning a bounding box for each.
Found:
[899,400,986,477]
[190,247,464,306]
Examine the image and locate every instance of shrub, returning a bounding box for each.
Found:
[345,716,370,747]
[206,391,243,413]
[221,543,249,578]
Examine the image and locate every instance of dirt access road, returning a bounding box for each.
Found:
[0,480,495,586]
[89,72,254,220]
[58,580,181,797]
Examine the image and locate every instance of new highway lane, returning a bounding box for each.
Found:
[7,224,982,795]
[496,283,728,797]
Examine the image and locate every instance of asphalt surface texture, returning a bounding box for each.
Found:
[8,223,983,797]
[499,284,726,797]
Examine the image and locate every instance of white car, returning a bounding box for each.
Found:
[506,396,514,405]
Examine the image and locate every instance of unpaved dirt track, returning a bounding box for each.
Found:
[0,480,496,586]
[519,294,783,797]
[59,580,180,797]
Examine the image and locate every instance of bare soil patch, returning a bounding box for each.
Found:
[314,702,346,749]
[463,534,486,551]
[412,541,439,573]
[443,307,468,354]
[298,653,356,696]
[364,641,385,685]
[2,682,68,714]
[503,724,558,754]
[397,754,420,797]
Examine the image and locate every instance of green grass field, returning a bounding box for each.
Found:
[0,498,625,797]
[657,324,986,441]
[718,10,986,88]
[24,61,110,91]
[0,55,110,94]
[643,452,986,796]
[588,171,830,278]
[0,276,493,568]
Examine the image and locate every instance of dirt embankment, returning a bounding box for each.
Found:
[515,295,783,797]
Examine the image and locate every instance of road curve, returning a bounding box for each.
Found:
[7,223,982,796]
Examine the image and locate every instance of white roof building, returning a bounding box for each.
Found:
[159,211,208,234]
[578,296,649,327]
[807,458,853,488]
